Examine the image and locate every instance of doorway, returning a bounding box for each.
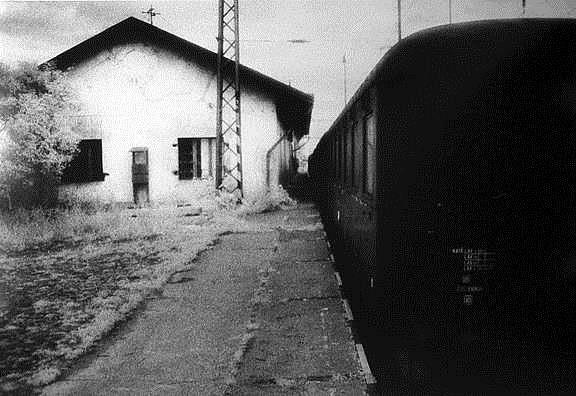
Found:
[130,147,149,205]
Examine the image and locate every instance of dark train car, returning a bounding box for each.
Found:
[310,19,575,395]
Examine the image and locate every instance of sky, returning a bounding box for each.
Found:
[1,0,575,151]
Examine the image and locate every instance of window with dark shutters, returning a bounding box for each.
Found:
[178,138,202,179]
[177,137,216,179]
[61,139,104,183]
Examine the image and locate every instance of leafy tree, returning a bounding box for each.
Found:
[0,62,85,208]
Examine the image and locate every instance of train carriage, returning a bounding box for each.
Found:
[310,19,575,395]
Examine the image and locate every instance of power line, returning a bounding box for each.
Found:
[240,38,391,44]
[559,0,576,15]
[157,14,179,32]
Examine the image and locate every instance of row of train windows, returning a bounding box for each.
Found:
[329,111,376,195]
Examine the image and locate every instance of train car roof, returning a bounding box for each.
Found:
[318,18,576,147]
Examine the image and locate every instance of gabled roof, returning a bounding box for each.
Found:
[44,17,313,138]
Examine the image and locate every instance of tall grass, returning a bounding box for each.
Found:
[0,205,174,253]
[236,185,296,216]
[0,186,297,253]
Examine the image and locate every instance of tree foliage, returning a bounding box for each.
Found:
[0,62,85,208]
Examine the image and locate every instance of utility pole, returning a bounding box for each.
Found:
[216,0,243,197]
[397,0,402,41]
[142,5,159,25]
[343,53,348,107]
[449,0,452,24]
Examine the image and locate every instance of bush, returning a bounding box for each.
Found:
[214,189,241,210]
[0,62,87,209]
[236,185,295,215]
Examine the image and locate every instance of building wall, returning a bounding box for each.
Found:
[266,133,297,189]
[59,42,288,204]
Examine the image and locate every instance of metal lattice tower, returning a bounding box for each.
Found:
[216,0,243,196]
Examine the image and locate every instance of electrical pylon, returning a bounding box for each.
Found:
[216,0,243,197]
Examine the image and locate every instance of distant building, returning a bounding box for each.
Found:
[47,17,313,204]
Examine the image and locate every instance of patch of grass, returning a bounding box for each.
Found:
[27,367,60,387]
[0,205,178,254]
[0,204,223,392]
[236,185,295,216]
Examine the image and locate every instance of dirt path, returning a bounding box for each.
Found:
[42,231,278,395]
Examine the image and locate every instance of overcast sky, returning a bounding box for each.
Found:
[1,0,574,147]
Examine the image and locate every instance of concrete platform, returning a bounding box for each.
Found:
[43,204,369,395]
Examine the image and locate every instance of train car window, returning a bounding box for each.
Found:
[331,134,335,182]
[354,120,363,190]
[365,113,376,195]
[331,139,336,182]
[334,129,342,183]
[361,90,372,114]
[347,121,354,187]
[341,127,347,185]
[334,131,338,183]
[328,140,333,181]
[362,117,368,192]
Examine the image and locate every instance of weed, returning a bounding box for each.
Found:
[236,185,295,216]
[0,205,172,254]
[214,189,241,210]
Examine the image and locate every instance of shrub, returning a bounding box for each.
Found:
[214,189,241,210]
[0,62,87,209]
[237,185,295,215]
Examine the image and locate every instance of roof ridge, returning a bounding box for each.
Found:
[43,16,313,104]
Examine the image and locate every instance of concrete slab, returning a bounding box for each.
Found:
[217,232,279,251]
[278,229,325,242]
[276,239,330,262]
[240,298,360,381]
[245,205,321,230]
[228,376,366,396]
[271,260,340,301]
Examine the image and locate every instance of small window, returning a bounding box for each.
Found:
[347,122,354,186]
[61,139,104,183]
[361,90,372,114]
[178,138,201,179]
[178,138,216,180]
[364,114,376,195]
[335,131,341,182]
[331,139,336,181]
[354,120,363,189]
[340,127,346,184]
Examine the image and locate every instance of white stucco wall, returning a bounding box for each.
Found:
[59,42,287,204]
